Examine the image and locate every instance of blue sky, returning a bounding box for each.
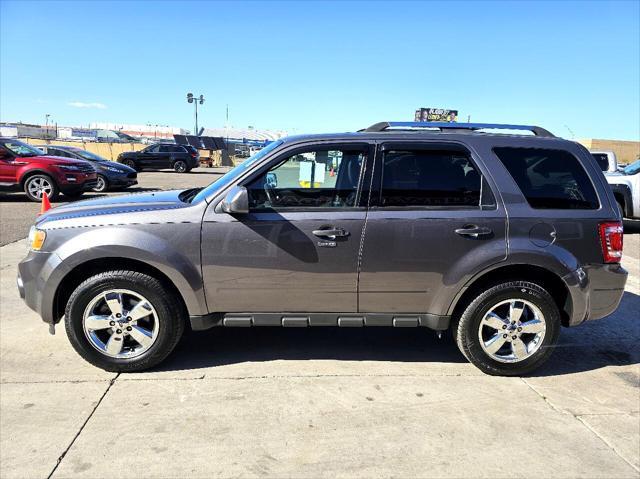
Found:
[1,0,639,139]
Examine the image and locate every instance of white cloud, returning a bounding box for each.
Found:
[68,101,107,109]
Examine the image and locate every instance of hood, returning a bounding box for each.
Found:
[23,155,93,166]
[36,189,190,226]
[95,160,136,173]
[118,151,138,158]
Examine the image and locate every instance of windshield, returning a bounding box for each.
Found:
[191,140,284,203]
[622,160,640,175]
[1,139,44,157]
[75,149,107,162]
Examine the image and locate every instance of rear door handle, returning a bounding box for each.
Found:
[312,227,350,239]
[454,225,493,238]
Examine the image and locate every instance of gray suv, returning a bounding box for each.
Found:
[17,122,628,376]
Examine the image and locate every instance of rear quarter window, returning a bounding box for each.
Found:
[493,147,599,210]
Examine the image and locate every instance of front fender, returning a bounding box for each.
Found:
[44,225,207,321]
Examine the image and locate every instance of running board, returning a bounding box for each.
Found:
[190,313,449,331]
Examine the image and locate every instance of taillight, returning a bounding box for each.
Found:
[598,221,623,263]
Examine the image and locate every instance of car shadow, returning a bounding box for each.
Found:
[148,291,640,377]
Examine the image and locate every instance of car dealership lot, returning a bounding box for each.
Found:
[1,168,639,478]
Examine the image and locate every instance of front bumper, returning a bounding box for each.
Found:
[563,263,628,326]
[17,249,66,325]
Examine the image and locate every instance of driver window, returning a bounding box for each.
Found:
[246,147,366,209]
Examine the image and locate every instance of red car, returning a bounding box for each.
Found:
[0,138,98,202]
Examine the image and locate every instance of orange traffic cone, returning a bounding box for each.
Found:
[39,192,51,215]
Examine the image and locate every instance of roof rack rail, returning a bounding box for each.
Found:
[362,121,555,137]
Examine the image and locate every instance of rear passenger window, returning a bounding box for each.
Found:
[380,149,484,208]
[493,147,599,210]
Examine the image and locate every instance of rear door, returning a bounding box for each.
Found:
[358,141,507,315]
[201,142,373,314]
[0,146,19,184]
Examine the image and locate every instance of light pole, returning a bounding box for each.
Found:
[187,93,204,135]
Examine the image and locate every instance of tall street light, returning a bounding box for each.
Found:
[186,93,205,135]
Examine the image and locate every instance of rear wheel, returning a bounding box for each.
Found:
[173,160,188,173]
[64,270,185,372]
[454,281,561,376]
[93,174,109,192]
[24,174,59,202]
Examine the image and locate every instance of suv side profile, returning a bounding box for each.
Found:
[17,122,627,376]
[117,144,199,173]
[0,138,98,202]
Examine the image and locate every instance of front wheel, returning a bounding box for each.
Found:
[454,281,561,376]
[93,174,109,192]
[122,159,138,171]
[24,174,59,202]
[64,270,185,372]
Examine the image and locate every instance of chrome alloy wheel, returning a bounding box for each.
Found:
[93,175,107,192]
[478,299,546,363]
[27,177,53,199]
[82,289,159,359]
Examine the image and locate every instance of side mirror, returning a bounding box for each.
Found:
[221,186,249,214]
[266,172,278,188]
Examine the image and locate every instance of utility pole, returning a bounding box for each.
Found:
[187,93,205,135]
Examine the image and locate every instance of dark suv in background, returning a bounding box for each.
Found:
[37,145,137,192]
[117,144,199,172]
[17,122,627,376]
[0,138,97,201]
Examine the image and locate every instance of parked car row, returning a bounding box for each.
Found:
[36,145,137,192]
[0,137,202,202]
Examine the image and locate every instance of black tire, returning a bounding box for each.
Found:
[173,160,188,173]
[122,159,138,171]
[454,281,561,376]
[23,174,59,202]
[63,190,84,199]
[64,270,185,372]
[93,174,109,192]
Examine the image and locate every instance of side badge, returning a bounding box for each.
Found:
[318,241,337,248]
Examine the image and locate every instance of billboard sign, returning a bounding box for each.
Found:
[415,108,458,123]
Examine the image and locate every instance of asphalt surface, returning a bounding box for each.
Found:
[0,166,639,478]
[0,167,226,246]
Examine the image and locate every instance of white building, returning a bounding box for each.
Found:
[89,123,188,139]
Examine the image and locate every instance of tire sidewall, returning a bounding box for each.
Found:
[65,272,182,371]
[173,160,187,173]
[93,174,108,192]
[458,282,561,376]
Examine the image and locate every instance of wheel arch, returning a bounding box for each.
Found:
[19,168,57,187]
[448,264,572,327]
[52,257,189,324]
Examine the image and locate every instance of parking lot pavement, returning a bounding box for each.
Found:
[1,173,639,478]
[0,167,226,246]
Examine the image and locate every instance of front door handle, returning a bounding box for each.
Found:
[312,227,350,239]
[454,225,493,238]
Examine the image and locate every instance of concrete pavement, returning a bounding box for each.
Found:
[1,233,639,478]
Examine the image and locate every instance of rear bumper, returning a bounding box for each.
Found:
[564,263,628,326]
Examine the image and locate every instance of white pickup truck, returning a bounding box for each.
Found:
[605,160,640,219]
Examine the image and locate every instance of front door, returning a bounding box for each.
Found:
[0,147,19,184]
[139,145,162,168]
[201,142,372,313]
[358,142,507,315]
